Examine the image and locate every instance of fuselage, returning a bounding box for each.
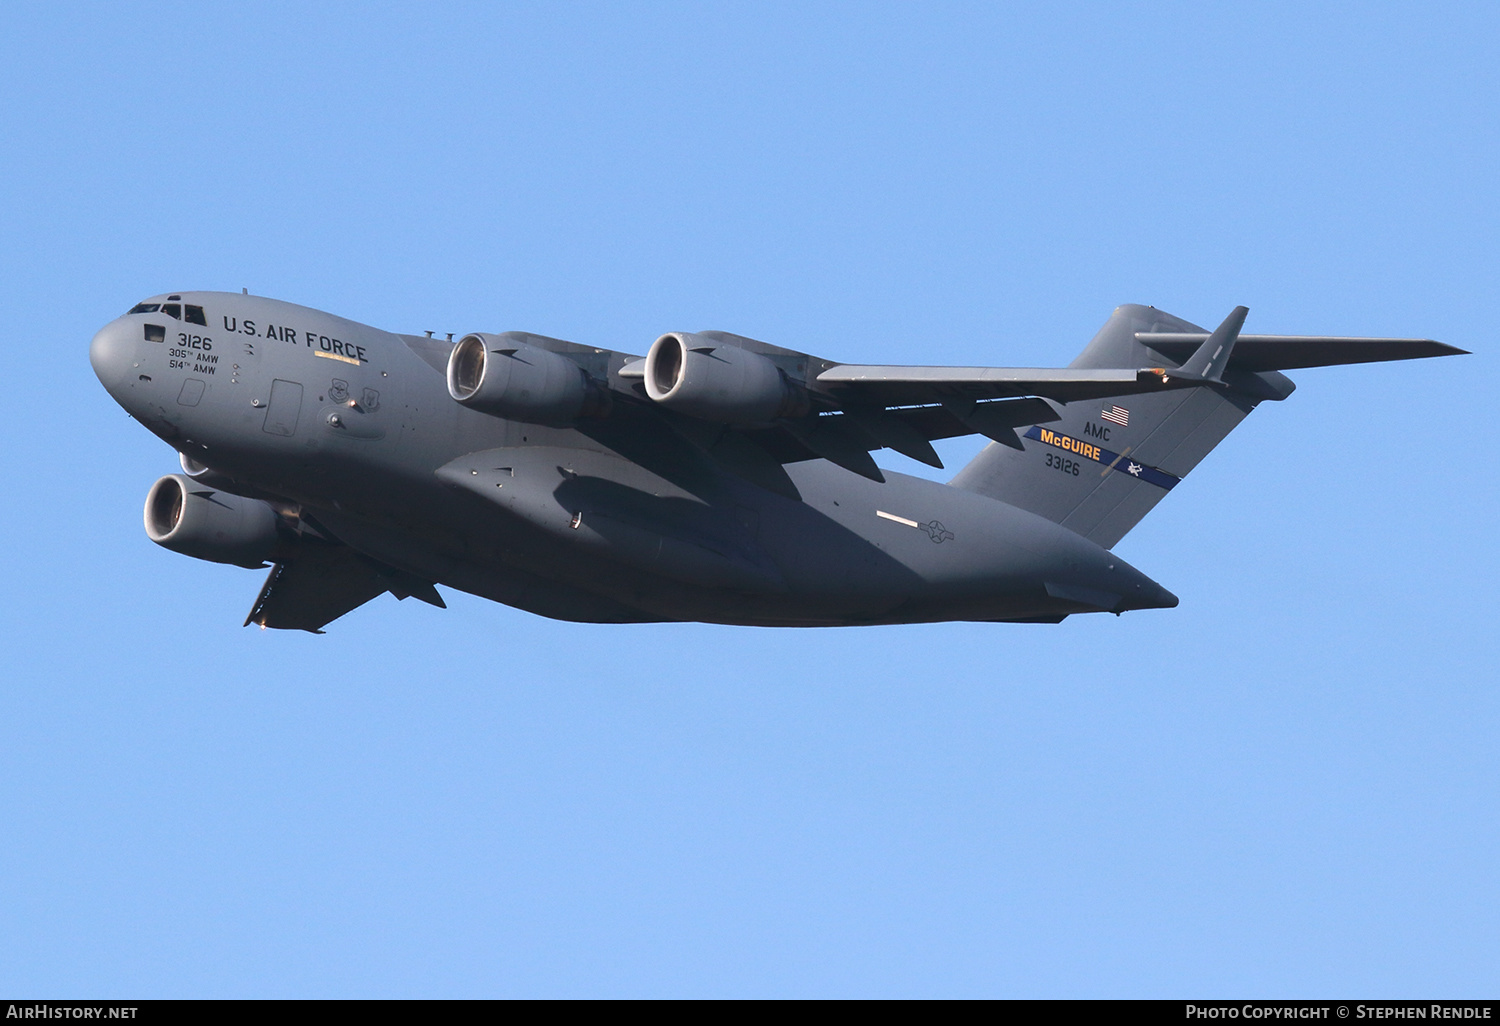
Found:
[90,291,1177,626]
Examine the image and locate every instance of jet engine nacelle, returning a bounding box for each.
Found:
[447,333,605,426]
[644,332,807,423]
[144,474,281,568]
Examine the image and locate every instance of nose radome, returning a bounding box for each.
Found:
[90,318,137,393]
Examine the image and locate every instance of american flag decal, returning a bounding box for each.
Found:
[1100,405,1129,427]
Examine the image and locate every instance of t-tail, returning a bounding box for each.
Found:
[949,304,1465,549]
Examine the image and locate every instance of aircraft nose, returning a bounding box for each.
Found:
[90,318,137,392]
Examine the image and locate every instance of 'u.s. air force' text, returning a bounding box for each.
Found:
[222,315,369,363]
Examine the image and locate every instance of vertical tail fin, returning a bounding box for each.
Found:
[949,305,1294,549]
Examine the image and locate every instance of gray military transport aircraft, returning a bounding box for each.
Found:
[89,293,1463,632]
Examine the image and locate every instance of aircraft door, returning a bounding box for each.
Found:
[262,379,304,436]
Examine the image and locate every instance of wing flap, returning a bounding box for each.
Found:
[782,418,886,482]
[842,408,943,468]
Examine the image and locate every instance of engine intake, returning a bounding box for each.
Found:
[447,333,607,425]
[644,332,806,423]
[144,474,281,568]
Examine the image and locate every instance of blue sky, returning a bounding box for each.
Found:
[1,2,1495,997]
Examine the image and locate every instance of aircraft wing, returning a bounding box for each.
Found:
[616,361,1193,477]
[611,329,1243,485]
[526,314,1467,492]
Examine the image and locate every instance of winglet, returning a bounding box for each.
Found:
[1169,305,1247,384]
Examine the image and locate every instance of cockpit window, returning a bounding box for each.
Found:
[128,303,161,314]
[161,303,182,320]
[184,304,207,326]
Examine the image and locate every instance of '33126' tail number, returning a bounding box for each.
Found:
[1045,452,1080,476]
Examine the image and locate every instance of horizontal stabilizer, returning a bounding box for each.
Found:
[1135,333,1467,372]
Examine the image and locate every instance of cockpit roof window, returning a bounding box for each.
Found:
[161,303,182,320]
[184,304,207,326]
[128,303,161,314]
[168,295,181,301]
